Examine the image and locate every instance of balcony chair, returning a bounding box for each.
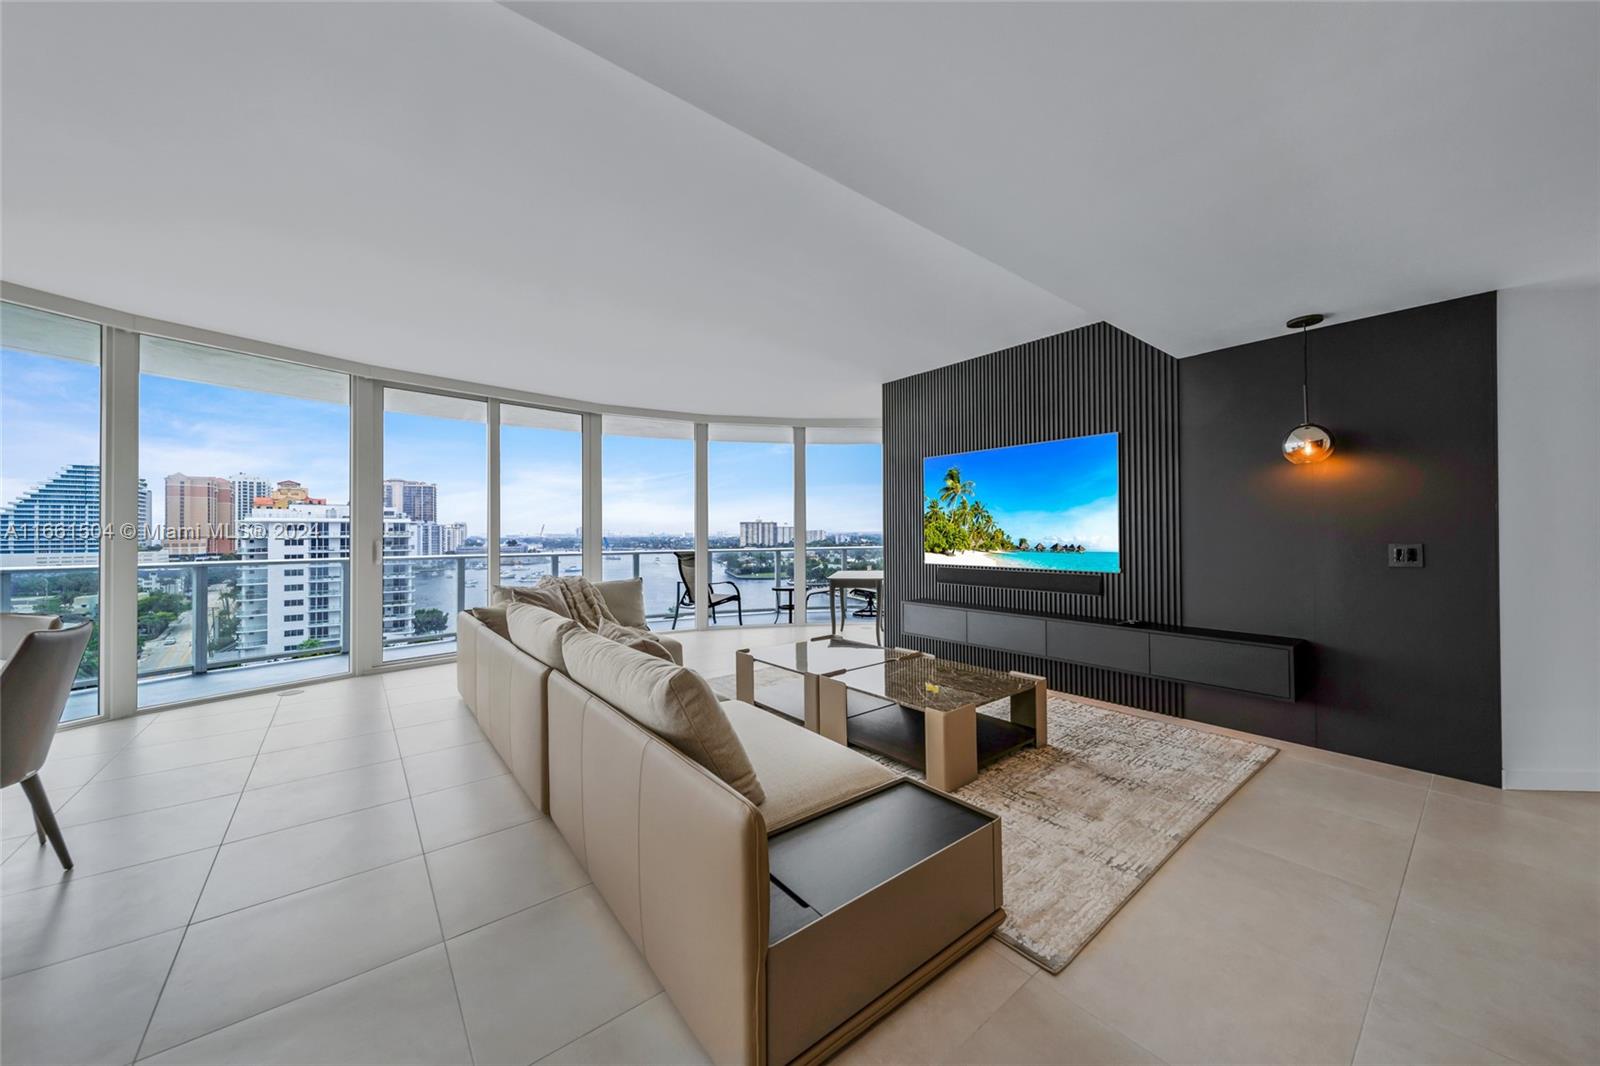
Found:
[1,615,94,871]
[669,550,742,628]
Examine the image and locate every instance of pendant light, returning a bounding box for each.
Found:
[1282,313,1334,464]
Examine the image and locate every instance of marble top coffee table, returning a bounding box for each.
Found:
[819,655,1048,792]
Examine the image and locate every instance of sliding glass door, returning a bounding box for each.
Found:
[137,337,351,707]
[498,404,583,585]
[708,424,793,625]
[601,416,694,625]
[381,389,487,661]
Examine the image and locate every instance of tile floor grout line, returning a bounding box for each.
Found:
[530,989,667,1066]
[1347,772,1432,1065]
[243,754,407,794]
[435,876,595,944]
[183,849,422,932]
[0,919,196,984]
[126,941,453,1066]
[1019,970,1172,1065]
[0,843,225,905]
[389,692,478,1066]
[47,778,258,833]
[131,691,288,1063]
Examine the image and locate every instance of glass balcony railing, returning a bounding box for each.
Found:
[496,544,884,628]
[380,553,490,661]
[135,557,353,708]
[0,563,101,722]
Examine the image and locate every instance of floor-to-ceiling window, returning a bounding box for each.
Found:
[708,424,793,625]
[0,304,104,721]
[137,337,351,706]
[498,404,583,586]
[805,430,884,624]
[601,416,694,625]
[382,389,487,661]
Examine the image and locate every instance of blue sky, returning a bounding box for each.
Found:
[923,433,1119,550]
[3,347,883,540]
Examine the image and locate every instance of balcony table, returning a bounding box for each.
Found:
[827,569,884,645]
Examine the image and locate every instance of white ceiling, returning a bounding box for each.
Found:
[3,4,1596,422]
[0,2,1084,420]
[517,1,1600,357]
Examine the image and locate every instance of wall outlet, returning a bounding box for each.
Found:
[1388,543,1425,568]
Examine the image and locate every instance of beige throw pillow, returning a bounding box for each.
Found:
[492,584,571,618]
[560,627,765,805]
[504,602,579,671]
[467,606,511,641]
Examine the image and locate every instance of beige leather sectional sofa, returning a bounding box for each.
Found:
[455,579,1004,1065]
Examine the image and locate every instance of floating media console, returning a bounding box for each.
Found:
[902,598,1305,701]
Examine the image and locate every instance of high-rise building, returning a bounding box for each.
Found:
[383,478,437,523]
[739,519,779,547]
[235,503,418,655]
[0,463,152,561]
[230,473,271,527]
[138,482,153,548]
[410,520,468,556]
[163,474,234,556]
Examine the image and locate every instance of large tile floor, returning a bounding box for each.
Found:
[2,625,1595,1066]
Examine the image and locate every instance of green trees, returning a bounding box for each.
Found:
[923,467,1017,556]
[413,607,448,635]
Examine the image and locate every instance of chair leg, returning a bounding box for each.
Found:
[19,775,72,870]
[736,598,743,625]
[33,810,45,845]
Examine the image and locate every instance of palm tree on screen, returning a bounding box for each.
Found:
[938,467,974,507]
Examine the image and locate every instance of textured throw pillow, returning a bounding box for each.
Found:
[467,606,511,641]
[560,626,765,805]
[504,602,579,671]
[492,584,571,617]
[593,619,672,661]
[593,578,648,629]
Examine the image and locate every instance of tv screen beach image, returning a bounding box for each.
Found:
[923,433,1120,572]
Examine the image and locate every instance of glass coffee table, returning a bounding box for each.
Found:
[734,637,916,737]
[819,655,1048,792]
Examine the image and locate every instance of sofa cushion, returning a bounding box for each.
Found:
[493,583,571,617]
[720,700,896,831]
[467,606,511,641]
[652,633,685,667]
[505,602,579,672]
[561,627,765,805]
[594,578,648,629]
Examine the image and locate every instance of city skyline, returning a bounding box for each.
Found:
[4,345,884,544]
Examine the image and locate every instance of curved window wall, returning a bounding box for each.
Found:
[0,295,880,724]
[1,304,103,721]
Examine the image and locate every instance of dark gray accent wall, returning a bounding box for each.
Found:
[882,323,1184,715]
[881,292,1501,785]
[1181,292,1500,785]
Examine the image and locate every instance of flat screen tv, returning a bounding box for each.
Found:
[923,433,1120,573]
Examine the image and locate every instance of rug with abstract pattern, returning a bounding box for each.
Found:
[710,669,1276,973]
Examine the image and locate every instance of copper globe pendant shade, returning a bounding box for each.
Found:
[1283,314,1334,464]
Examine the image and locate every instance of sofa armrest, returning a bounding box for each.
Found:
[638,743,768,1066]
[594,578,648,629]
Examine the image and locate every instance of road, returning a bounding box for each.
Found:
[138,609,194,671]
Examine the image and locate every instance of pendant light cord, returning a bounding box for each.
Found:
[1301,323,1311,425]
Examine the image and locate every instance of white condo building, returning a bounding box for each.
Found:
[235,504,417,656]
[230,473,271,527]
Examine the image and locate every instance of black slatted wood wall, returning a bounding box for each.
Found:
[882,322,1185,715]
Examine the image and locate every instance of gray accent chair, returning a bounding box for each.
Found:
[1,615,93,870]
